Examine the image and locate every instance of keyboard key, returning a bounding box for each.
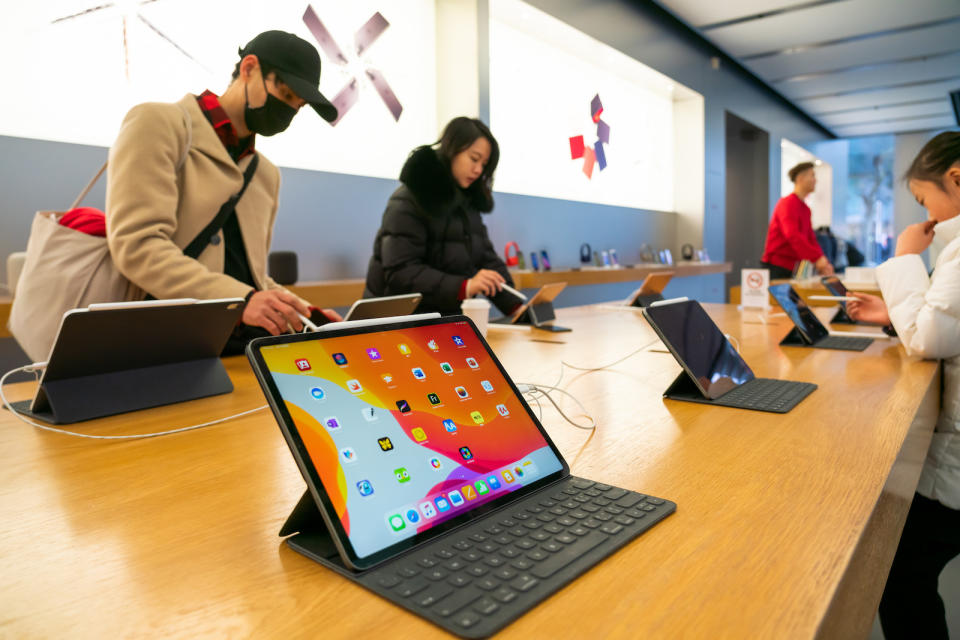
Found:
[445,559,466,571]
[466,565,489,577]
[646,497,665,505]
[594,483,612,491]
[537,513,556,522]
[573,495,591,503]
[425,568,448,581]
[593,512,613,521]
[495,534,514,544]
[513,512,530,520]
[500,519,517,527]
[531,531,551,541]
[581,504,601,513]
[582,519,601,529]
[542,541,563,553]
[593,497,611,506]
[555,533,576,544]
[556,517,576,527]
[604,488,628,500]
[539,499,557,508]
[616,494,644,508]
[561,500,579,509]
[569,510,589,520]
[492,586,518,603]
[571,479,595,490]
[625,508,647,519]
[478,542,499,553]
[476,577,499,591]
[510,574,539,592]
[515,539,536,550]
[511,558,534,570]
[448,574,472,588]
[570,526,590,536]
[549,507,566,516]
[641,505,656,512]
[435,549,455,559]
[473,597,500,615]
[493,567,517,581]
[483,556,505,567]
[615,516,635,526]
[600,523,624,535]
[396,578,429,597]
[508,528,526,538]
[434,586,483,617]
[527,549,549,561]
[417,557,438,568]
[531,531,609,579]
[585,489,602,497]
[453,540,472,551]
[562,487,579,495]
[397,566,420,578]
[522,520,542,530]
[500,547,521,558]
[483,526,501,536]
[604,505,624,515]
[462,550,483,562]
[455,611,482,629]
[415,584,453,607]
[526,506,544,514]
[377,574,401,588]
[471,532,490,542]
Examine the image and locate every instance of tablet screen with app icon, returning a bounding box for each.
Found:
[253,319,565,564]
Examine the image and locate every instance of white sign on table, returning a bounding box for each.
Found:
[741,268,770,310]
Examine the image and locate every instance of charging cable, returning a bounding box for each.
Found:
[1,364,267,440]
[517,382,595,430]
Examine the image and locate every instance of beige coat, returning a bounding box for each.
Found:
[106,94,284,301]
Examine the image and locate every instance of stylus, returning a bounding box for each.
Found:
[298,313,320,332]
[501,284,528,300]
[809,295,859,302]
[828,330,892,339]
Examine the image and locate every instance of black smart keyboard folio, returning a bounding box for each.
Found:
[643,300,817,413]
[769,284,873,351]
[247,314,675,638]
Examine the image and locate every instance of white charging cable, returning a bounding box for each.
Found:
[0,364,267,440]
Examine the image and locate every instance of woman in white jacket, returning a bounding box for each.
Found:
[847,131,960,640]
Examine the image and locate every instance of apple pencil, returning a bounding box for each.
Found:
[809,295,859,302]
[500,283,528,300]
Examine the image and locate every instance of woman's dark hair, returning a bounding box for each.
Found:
[788,161,815,183]
[436,117,500,211]
[904,131,960,188]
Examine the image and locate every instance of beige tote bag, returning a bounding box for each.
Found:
[8,164,134,362]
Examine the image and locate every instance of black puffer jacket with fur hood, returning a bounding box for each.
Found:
[364,146,515,315]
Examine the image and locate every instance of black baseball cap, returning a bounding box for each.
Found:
[239,30,338,123]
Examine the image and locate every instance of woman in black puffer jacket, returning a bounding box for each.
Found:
[364,117,518,316]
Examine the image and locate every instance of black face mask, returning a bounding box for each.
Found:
[244,75,297,136]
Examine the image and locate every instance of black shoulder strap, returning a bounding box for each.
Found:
[183,154,260,259]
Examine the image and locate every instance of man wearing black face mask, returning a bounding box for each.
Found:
[106,31,339,351]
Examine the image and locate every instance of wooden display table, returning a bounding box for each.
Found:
[0,304,937,638]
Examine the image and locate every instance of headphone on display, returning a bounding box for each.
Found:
[580,243,592,264]
[681,243,695,261]
[504,241,520,267]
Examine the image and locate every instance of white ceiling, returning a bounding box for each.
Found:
[655,0,960,138]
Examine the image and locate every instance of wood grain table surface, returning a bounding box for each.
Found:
[0,304,938,639]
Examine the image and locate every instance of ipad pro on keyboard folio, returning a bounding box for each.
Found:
[247,315,675,638]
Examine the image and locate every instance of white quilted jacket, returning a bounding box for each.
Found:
[877,215,960,509]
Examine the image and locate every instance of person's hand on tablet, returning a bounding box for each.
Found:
[466,269,505,297]
[846,292,890,325]
[243,290,312,335]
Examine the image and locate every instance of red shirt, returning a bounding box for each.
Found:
[761,193,823,271]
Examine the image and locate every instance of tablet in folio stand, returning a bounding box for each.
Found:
[10,298,244,424]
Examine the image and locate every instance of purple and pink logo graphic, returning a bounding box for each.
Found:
[568,94,609,179]
[303,6,403,126]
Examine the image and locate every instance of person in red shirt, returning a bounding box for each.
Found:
[761,162,834,278]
